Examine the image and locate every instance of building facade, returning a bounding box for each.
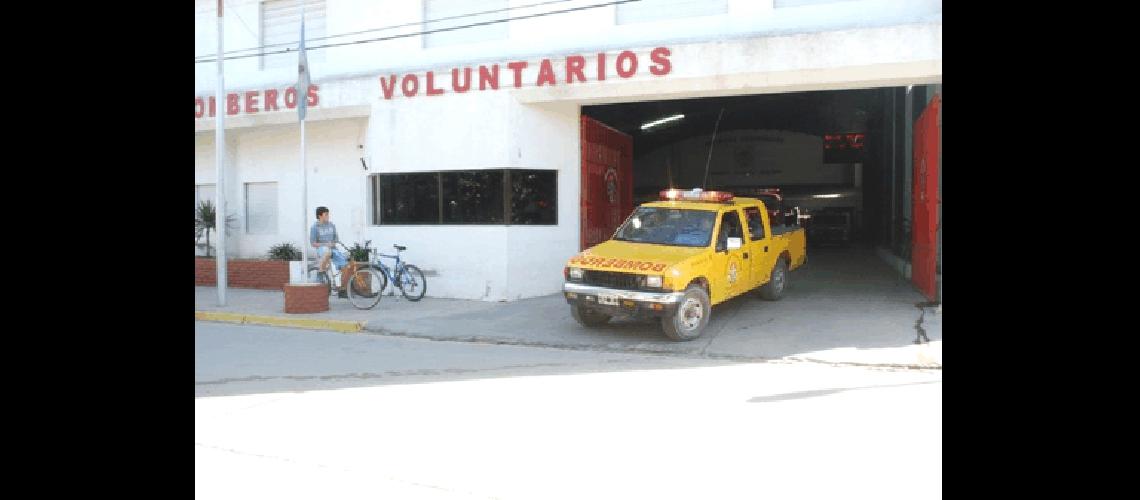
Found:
[194,0,943,301]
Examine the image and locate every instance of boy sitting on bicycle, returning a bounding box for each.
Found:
[311,206,349,292]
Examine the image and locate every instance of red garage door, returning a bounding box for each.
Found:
[912,94,941,301]
[580,115,633,250]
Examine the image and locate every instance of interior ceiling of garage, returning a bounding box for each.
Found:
[582,88,881,160]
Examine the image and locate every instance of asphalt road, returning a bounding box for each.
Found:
[196,321,942,500]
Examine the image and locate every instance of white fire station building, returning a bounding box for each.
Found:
[194,0,942,301]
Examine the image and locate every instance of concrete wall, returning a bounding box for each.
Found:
[195,117,369,260]
[505,102,581,301]
[358,94,581,301]
[194,0,942,300]
[195,0,942,93]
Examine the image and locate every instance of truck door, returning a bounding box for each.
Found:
[711,209,748,301]
[743,205,775,289]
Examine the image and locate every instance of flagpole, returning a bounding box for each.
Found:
[301,114,308,267]
[299,1,309,271]
[215,0,228,306]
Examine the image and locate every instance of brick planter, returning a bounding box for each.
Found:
[284,283,330,313]
[195,257,290,290]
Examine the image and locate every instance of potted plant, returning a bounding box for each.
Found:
[194,200,237,257]
[345,242,373,294]
[346,243,370,263]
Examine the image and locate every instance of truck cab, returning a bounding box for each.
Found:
[563,188,808,341]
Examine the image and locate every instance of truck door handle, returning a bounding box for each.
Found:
[743,253,749,259]
[764,246,769,252]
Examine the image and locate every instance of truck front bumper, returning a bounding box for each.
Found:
[562,282,685,318]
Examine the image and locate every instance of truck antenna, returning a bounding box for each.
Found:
[702,107,725,190]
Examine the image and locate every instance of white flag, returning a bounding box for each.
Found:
[296,14,310,122]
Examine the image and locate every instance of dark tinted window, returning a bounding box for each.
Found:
[372,170,557,225]
[378,173,439,224]
[442,171,504,223]
[744,207,765,240]
[509,170,556,225]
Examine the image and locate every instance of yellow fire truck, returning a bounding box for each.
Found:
[563,188,807,341]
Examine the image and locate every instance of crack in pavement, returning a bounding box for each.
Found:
[913,301,938,344]
[196,362,572,386]
[355,325,942,371]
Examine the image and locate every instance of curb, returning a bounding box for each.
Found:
[195,311,364,333]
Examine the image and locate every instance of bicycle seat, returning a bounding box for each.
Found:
[393,245,407,251]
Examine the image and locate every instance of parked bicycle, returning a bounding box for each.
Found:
[305,242,386,309]
[356,241,427,303]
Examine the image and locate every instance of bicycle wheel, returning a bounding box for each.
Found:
[346,265,385,309]
[397,264,427,301]
[305,265,332,296]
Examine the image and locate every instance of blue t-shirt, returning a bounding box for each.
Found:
[310,221,338,246]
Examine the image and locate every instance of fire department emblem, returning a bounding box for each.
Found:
[604,166,618,204]
[728,261,738,284]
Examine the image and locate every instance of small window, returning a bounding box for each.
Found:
[716,211,743,249]
[744,207,765,241]
[261,0,326,70]
[245,182,278,235]
[616,0,727,24]
[423,0,508,49]
[195,184,216,209]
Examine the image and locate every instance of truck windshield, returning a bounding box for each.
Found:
[613,207,717,247]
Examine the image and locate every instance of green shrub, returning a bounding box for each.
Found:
[347,243,370,262]
[267,242,302,261]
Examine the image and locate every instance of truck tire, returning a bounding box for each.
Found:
[758,257,788,301]
[661,285,711,341]
[571,304,611,327]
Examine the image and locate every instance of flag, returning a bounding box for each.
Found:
[296,14,311,122]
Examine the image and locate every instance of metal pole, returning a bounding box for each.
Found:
[702,108,725,189]
[301,119,307,267]
[299,0,309,271]
[215,0,228,306]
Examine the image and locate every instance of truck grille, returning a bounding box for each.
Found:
[582,270,645,291]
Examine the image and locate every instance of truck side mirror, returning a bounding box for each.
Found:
[727,237,742,250]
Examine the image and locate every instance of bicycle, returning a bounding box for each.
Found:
[305,243,386,309]
[356,240,427,303]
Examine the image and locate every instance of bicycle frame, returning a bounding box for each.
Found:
[363,243,408,287]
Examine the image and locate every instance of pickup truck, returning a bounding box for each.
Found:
[806,210,853,247]
[562,188,808,341]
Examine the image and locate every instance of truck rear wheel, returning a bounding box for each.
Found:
[571,304,611,327]
[758,257,788,301]
[661,285,711,341]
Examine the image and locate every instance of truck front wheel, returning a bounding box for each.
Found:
[661,285,711,341]
[571,304,611,327]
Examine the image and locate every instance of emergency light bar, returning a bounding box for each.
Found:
[659,188,734,202]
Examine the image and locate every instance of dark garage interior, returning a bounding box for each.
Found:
[582,85,941,299]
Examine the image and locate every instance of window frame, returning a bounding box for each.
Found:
[370,169,558,226]
[244,181,279,235]
[743,206,766,241]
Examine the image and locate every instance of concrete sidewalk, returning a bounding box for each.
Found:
[196,250,942,369]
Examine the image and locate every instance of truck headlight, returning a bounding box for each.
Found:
[646,275,663,288]
[569,267,584,280]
